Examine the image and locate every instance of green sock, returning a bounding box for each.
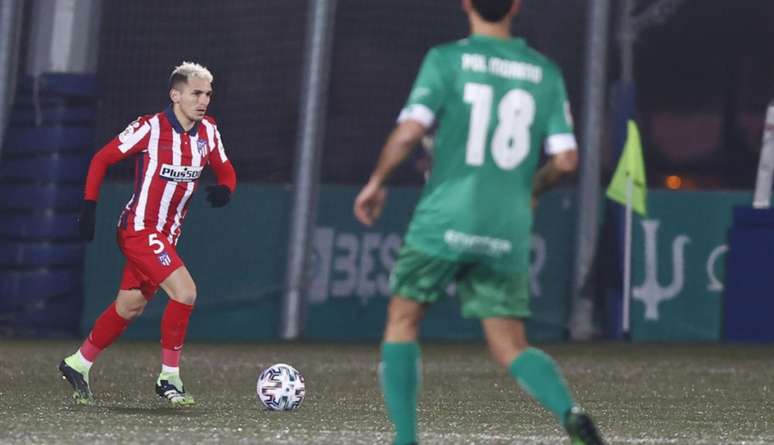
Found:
[509,347,575,424]
[380,342,421,445]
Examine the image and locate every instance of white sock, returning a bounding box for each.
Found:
[161,365,180,375]
[75,350,94,371]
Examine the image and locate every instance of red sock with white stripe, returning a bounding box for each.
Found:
[77,302,131,368]
[160,299,194,372]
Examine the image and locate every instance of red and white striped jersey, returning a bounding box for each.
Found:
[84,106,237,245]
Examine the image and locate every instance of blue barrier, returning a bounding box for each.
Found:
[4,126,94,154]
[9,106,96,126]
[724,206,774,342]
[0,153,91,181]
[0,241,85,267]
[0,268,83,310]
[0,73,96,336]
[0,212,80,240]
[0,183,82,211]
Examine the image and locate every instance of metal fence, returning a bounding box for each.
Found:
[94,0,589,185]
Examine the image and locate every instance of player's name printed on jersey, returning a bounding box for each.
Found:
[159,164,203,182]
[443,229,512,258]
[461,53,542,83]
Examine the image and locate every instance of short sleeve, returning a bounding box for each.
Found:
[115,116,151,154]
[397,48,447,128]
[544,74,577,155]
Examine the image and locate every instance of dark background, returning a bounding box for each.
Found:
[92,0,774,189]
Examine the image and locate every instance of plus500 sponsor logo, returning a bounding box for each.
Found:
[159,164,203,182]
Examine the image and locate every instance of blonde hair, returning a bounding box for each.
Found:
[169,61,213,88]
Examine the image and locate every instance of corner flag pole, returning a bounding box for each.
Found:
[606,120,647,338]
[622,175,633,336]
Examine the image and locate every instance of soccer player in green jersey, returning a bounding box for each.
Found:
[353,1,605,444]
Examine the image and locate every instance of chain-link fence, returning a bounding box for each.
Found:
[95,0,589,185]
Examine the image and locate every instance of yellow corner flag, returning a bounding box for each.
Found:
[606,120,647,216]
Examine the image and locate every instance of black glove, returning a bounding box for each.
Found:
[78,200,97,241]
[205,185,231,208]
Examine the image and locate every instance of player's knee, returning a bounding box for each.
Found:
[116,298,147,320]
[490,347,518,368]
[388,302,422,329]
[385,300,423,341]
[386,315,418,335]
[488,338,528,368]
[169,284,197,305]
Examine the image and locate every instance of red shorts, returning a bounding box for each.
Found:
[117,229,184,300]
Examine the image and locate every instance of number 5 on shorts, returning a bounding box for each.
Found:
[148,233,164,254]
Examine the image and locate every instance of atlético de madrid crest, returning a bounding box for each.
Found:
[196,139,208,157]
[158,251,172,267]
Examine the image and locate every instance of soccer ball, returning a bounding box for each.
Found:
[256,363,305,411]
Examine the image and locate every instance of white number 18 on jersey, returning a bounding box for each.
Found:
[464,82,535,171]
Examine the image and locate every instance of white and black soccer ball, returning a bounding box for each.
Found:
[256,363,305,411]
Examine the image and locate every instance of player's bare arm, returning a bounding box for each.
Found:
[354,120,426,226]
[532,148,578,201]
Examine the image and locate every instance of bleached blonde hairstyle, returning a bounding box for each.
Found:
[169,61,213,89]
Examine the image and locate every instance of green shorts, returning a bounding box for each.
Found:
[389,246,530,319]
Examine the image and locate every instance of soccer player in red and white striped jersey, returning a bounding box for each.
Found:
[59,62,236,406]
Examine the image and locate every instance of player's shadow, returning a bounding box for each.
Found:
[104,405,207,417]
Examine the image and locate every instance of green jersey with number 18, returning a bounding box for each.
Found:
[398,35,576,271]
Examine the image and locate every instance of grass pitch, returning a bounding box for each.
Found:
[0,340,772,444]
